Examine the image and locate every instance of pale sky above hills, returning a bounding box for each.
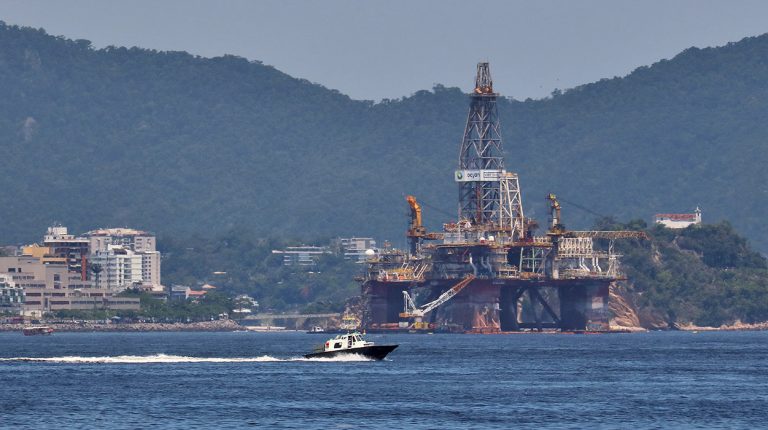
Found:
[2,0,767,101]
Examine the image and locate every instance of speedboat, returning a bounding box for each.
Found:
[22,326,54,336]
[307,326,325,334]
[304,332,397,360]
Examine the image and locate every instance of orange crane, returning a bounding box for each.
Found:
[406,195,442,255]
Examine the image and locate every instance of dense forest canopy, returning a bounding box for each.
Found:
[0,22,765,253]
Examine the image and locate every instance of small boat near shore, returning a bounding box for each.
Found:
[22,326,54,336]
[304,332,397,360]
[307,326,325,334]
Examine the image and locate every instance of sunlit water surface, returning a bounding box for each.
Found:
[2,330,767,429]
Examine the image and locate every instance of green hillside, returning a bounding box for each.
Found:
[604,219,768,327]
[0,22,765,252]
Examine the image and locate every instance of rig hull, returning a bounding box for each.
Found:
[364,278,611,333]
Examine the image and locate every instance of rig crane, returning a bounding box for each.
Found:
[406,195,443,255]
[546,193,565,235]
[400,275,476,321]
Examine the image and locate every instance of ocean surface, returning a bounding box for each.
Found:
[1,330,767,429]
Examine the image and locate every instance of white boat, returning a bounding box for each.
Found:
[304,332,397,360]
[307,326,325,334]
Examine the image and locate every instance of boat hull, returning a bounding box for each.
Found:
[304,344,398,360]
[22,327,54,336]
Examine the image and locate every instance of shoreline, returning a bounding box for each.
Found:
[675,320,768,332]
[2,321,767,333]
[0,320,244,332]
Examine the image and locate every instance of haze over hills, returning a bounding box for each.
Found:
[0,22,765,252]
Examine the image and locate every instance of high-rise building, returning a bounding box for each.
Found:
[85,228,156,252]
[0,274,24,314]
[42,225,90,280]
[140,251,161,290]
[85,228,162,291]
[89,246,144,292]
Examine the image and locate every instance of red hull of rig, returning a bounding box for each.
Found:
[365,279,611,333]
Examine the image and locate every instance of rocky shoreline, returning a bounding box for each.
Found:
[0,319,243,332]
[675,320,768,332]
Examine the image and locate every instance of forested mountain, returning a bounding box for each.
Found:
[0,22,765,252]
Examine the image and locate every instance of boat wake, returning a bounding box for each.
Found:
[0,353,374,364]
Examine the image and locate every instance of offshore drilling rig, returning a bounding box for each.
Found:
[361,63,646,333]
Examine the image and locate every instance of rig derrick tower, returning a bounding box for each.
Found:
[456,63,524,241]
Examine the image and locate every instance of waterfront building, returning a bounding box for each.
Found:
[42,225,90,280]
[139,250,162,291]
[21,244,66,265]
[0,274,24,314]
[654,207,702,229]
[85,228,162,291]
[89,246,143,292]
[85,227,156,252]
[0,256,139,317]
[169,285,189,301]
[272,246,331,266]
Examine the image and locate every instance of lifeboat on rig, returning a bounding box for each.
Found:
[304,332,397,360]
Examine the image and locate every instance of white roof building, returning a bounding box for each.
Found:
[654,207,702,229]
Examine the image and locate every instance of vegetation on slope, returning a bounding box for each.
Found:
[158,232,361,313]
[0,23,766,251]
[603,219,768,327]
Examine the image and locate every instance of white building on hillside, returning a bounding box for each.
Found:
[655,207,702,229]
[272,246,331,266]
[335,237,377,263]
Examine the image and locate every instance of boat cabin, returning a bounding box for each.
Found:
[324,333,371,352]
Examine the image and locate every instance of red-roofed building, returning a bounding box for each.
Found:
[655,207,702,229]
[186,289,207,299]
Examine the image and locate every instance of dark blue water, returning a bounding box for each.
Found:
[1,330,767,429]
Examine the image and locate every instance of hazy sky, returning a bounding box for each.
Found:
[2,0,767,101]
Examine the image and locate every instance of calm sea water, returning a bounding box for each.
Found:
[1,330,767,429]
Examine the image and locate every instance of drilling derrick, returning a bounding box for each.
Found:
[456,63,524,241]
